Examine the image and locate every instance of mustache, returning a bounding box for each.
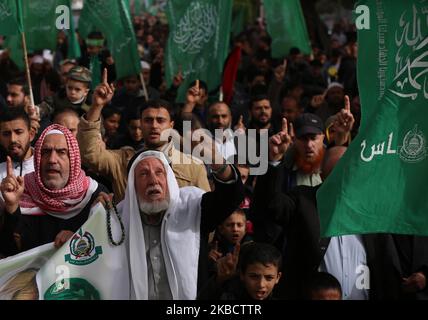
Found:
[45,165,61,172]
[8,143,22,150]
[146,185,163,196]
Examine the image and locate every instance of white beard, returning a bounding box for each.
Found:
[138,198,170,216]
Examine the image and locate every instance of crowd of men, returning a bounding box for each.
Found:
[0,13,427,300]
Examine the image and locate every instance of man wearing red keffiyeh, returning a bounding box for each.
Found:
[0,124,108,256]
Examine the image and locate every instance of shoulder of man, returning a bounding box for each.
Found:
[170,146,205,166]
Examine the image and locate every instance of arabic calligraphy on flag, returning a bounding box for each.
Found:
[317,0,428,237]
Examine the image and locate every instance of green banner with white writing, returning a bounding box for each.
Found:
[264,0,311,58]
[0,0,21,35]
[79,0,141,80]
[317,1,428,237]
[165,0,233,102]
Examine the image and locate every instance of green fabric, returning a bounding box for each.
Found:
[0,0,21,35]
[79,0,141,80]
[264,0,311,58]
[3,33,24,70]
[21,0,68,51]
[89,55,101,89]
[165,0,233,103]
[231,7,245,38]
[67,0,81,60]
[317,0,428,237]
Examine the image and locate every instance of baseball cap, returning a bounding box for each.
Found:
[294,113,324,138]
[67,66,92,83]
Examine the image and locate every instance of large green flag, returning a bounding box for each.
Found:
[21,0,68,51]
[79,0,141,80]
[317,0,428,237]
[0,0,21,35]
[165,0,233,103]
[264,0,311,58]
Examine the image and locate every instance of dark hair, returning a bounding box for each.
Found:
[0,107,31,130]
[7,78,30,96]
[238,242,282,274]
[250,93,270,108]
[52,107,80,122]
[305,272,342,298]
[140,99,175,122]
[124,105,142,123]
[101,105,121,120]
[87,31,105,40]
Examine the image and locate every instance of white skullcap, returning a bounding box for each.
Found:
[45,129,65,136]
[140,60,151,70]
[32,55,44,65]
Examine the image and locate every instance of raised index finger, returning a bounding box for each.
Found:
[102,68,108,85]
[281,117,288,133]
[344,95,350,111]
[6,156,14,177]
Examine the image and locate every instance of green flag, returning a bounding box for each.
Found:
[317,0,428,237]
[67,3,81,60]
[79,0,141,80]
[0,0,21,35]
[264,0,311,58]
[165,0,233,103]
[21,0,68,51]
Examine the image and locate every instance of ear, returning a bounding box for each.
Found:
[29,126,36,142]
[169,120,174,129]
[84,87,90,96]
[275,272,282,284]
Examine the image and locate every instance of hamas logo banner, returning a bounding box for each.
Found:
[317,0,428,237]
[64,229,103,266]
[0,204,129,300]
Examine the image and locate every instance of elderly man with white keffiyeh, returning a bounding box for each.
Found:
[0,124,108,255]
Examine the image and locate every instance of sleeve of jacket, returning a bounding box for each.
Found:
[200,166,244,234]
[250,162,297,244]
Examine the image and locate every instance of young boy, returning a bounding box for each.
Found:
[199,242,282,300]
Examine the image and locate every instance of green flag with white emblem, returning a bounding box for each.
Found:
[317,0,428,237]
[264,0,311,58]
[165,0,233,102]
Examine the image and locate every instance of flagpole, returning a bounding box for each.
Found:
[139,72,149,101]
[20,31,35,107]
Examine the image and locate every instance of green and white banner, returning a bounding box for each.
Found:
[0,204,129,300]
[317,0,428,237]
[165,0,233,102]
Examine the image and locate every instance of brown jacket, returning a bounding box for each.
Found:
[77,117,210,202]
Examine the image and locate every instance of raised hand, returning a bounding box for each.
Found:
[233,115,246,133]
[185,79,202,106]
[208,241,223,262]
[0,156,24,213]
[334,95,355,133]
[269,118,294,162]
[274,59,287,83]
[216,243,240,284]
[92,68,115,107]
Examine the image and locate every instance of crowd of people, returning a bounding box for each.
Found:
[0,11,427,300]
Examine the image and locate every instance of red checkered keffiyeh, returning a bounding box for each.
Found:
[20,124,97,219]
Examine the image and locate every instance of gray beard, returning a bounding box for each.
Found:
[138,198,170,216]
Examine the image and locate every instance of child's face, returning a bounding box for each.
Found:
[311,288,342,300]
[218,212,246,245]
[240,263,281,300]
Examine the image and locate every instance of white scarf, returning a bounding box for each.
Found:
[119,151,204,300]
